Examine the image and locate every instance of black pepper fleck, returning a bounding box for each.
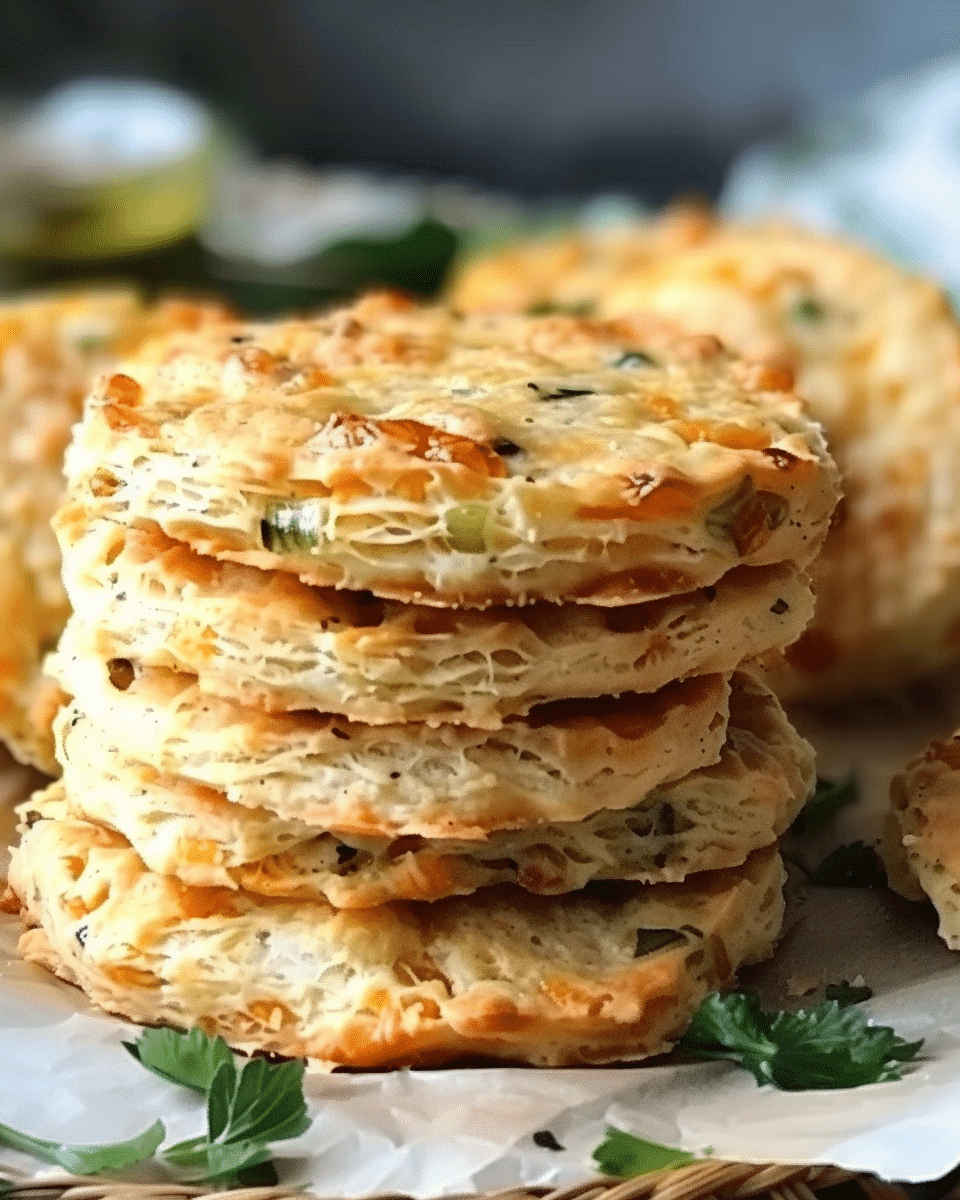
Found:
[546,387,593,400]
[770,598,790,615]
[527,382,595,400]
[533,1130,565,1151]
[491,437,522,457]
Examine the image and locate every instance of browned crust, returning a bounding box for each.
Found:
[884,735,960,941]
[10,812,784,1068]
[63,297,839,607]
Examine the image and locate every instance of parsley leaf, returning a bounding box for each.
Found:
[809,841,887,887]
[163,1135,275,1182]
[790,775,857,836]
[0,1118,165,1175]
[163,1053,310,1185]
[0,1028,312,1186]
[124,1026,234,1094]
[680,992,922,1089]
[593,1128,698,1177]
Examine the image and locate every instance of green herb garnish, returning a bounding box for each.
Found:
[260,502,323,553]
[633,928,687,957]
[809,840,886,887]
[445,502,489,553]
[0,1118,165,1176]
[74,333,110,354]
[790,775,857,836]
[2,1027,312,1188]
[162,1055,310,1185]
[592,1128,699,1177]
[123,1026,234,1093]
[680,992,921,1089]
[527,301,593,317]
[791,296,825,322]
[527,383,596,400]
[825,981,874,1007]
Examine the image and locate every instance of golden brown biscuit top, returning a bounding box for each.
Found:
[79,293,833,526]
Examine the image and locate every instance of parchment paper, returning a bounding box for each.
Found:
[4,677,960,1195]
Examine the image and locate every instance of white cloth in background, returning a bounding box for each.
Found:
[722,56,960,304]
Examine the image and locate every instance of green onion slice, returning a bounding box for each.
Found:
[261,501,324,553]
[445,503,489,553]
[790,296,825,323]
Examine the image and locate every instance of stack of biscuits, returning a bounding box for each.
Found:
[8,294,839,1067]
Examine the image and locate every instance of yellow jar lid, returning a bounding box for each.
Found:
[0,79,216,261]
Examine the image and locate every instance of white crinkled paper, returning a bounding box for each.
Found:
[4,675,960,1194]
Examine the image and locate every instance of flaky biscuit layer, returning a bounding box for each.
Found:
[10,814,784,1067]
[57,513,813,726]
[44,672,812,906]
[53,639,730,838]
[63,295,839,607]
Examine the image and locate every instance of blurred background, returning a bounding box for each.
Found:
[2,0,960,310]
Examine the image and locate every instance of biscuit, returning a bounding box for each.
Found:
[9,812,784,1067]
[597,225,960,697]
[0,532,67,773]
[52,642,731,838]
[884,736,960,947]
[57,512,814,726]
[447,202,717,314]
[0,290,230,770]
[44,672,812,905]
[63,294,839,607]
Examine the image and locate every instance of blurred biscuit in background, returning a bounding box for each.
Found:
[448,201,716,316]
[0,290,230,773]
[885,736,960,948]
[452,221,960,701]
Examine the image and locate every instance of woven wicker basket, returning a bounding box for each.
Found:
[0,1159,912,1200]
